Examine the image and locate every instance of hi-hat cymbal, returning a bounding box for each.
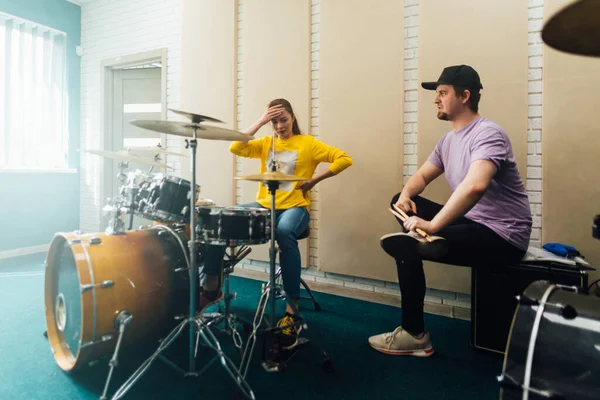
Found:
[542,0,600,56]
[234,171,306,182]
[127,146,188,157]
[168,109,225,124]
[130,120,250,142]
[82,149,172,169]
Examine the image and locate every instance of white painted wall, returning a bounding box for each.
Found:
[79,0,182,233]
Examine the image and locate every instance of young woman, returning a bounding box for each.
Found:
[200,98,352,347]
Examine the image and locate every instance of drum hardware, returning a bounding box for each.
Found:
[100,311,132,400]
[82,149,174,234]
[497,375,557,399]
[500,280,600,400]
[80,280,114,293]
[524,284,559,400]
[109,112,255,400]
[235,129,333,376]
[199,245,254,350]
[80,334,116,349]
[106,165,137,235]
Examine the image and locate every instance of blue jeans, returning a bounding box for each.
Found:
[202,202,310,299]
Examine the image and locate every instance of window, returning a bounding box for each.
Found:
[0,13,68,170]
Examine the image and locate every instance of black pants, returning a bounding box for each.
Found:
[390,194,526,335]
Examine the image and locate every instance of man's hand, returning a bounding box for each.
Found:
[403,215,437,235]
[296,179,316,196]
[395,196,417,214]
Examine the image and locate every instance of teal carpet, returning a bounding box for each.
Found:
[0,254,502,400]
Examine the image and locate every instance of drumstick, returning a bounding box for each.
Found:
[389,206,434,243]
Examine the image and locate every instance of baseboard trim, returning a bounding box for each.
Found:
[0,244,49,260]
[232,267,471,321]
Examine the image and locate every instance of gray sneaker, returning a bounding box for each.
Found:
[368,326,434,357]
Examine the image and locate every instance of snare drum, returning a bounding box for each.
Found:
[44,225,191,371]
[138,174,200,223]
[196,206,270,246]
[500,280,600,400]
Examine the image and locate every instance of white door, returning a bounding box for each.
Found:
[105,67,165,230]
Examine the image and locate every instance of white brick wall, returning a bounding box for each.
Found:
[235,0,244,204]
[527,1,544,247]
[309,0,321,268]
[404,0,419,184]
[79,0,182,233]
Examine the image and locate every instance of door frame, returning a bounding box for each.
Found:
[99,48,168,230]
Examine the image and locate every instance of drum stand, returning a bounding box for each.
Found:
[109,127,255,400]
[105,162,130,235]
[238,177,333,377]
[201,245,254,350]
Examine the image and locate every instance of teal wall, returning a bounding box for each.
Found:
[0,0,81,252]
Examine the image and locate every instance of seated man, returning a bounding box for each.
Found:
[368,65,532,357]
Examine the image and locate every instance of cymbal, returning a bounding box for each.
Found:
[82,149,172,169]
[168,109,225,124]
[130,120,251,142]
[127,146,188,157]
[542,0,600,56]
[234,171,306,182]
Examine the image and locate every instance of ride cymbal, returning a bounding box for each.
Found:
[81,149,171,169]
[234,171,306,182]
[542,0,600,57]
[168,109,225,124]
[130,120,250,142]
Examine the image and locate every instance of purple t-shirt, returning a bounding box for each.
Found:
[428,117,532,250]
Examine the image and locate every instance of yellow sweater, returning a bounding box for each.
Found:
[230,135,352,209]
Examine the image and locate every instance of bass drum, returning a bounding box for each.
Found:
[44,225,192,372]
[500,280,600,400]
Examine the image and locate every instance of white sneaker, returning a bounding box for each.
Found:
[368,326,434,357]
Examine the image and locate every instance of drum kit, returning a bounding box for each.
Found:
[498,2,600,399]
[44,109,323,400]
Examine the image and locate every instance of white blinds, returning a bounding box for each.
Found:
[0,13,68,170]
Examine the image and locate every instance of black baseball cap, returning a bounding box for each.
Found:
[421,65,483,91]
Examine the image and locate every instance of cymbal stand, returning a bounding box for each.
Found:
[239,130,333,375]
[238,179,308,375]
[110,126,255,400]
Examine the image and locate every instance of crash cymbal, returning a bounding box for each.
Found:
[127,146,188,157]
[542,0,600,56]
[130,120,251,142]
[168,109,225,124]
[82,149,172,169]
[234,171,306,182]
